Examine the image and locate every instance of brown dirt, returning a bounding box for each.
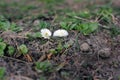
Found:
[0,0,120,80]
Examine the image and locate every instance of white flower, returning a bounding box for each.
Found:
[40,28,52,39]
[53,29,69,37]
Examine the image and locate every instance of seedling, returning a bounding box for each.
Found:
[10,22,22,32]
[39,21,49,28]
[56,42,63,52]
[64,39,74,48]
[76,22,98,35]
[110,26,120,37]
[33,21,50,31]
[0,16,10,31]
[49,49,57,54]
[39,75,46,80]
[95,6,113,24]
[0,42,6,56]
[35,60,52,72]
[78,10,91,18]
[8,46,15,56]
[33,32,42,38]
[0,16,22,32]
[27,32,42,39]
[18,44,28,55]
[0,38,3,42]
[60,22,70,30]
[0,67,5,80]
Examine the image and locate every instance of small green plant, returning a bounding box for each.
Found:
[96,6,113,24]
[39,21,49,29]
[64,39,74,48]
[39,75,46,80]
[60,22,79,30]
[35,60,52,72]
[0,16,10,31]
[76,22,98,35]
[32,32,42,38]
[34,21,50,31]
[56,42,63,52]
[8,46,15,56]
[27,32,42,39]
[0,42,6,56]
[0,67,5,80]
[10,22,22,32]
[0,38,3,42]
[60,22,68,30]
[78,10,91,18]
[49,49,57,54]
[18,44,28,55]
[61,21,98,35]
[110,26,120,37]
[0,15,22,32]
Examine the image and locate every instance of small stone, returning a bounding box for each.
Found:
[80,42,90,52]
[33,19,40,26]
[98,48,111,58]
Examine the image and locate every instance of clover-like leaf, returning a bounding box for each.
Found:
[18,44,28,55]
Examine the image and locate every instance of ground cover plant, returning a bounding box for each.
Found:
[0,0,120,80]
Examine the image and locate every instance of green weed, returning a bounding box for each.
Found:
[35,60,52,72]
[60,21,98,35]
[8,46,15,56]
[76,22,98,35]
[39,75,46,80]
[18,44,28,55]
[0,42,6,57]
[0,67,5,80]
[49,49,57,54]
[110,26,120,37]
[34,21,50,31]
[27,32,42,39]
[0,15,22,32]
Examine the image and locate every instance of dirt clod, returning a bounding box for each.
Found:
[33,19,40,26]
[98,48,111,58]
[117,56,120,62]
[80,42,90,52]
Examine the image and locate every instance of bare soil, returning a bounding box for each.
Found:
[0,0,120,80]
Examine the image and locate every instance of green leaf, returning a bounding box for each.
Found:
[0,42,6,50]
[76,22,98,35]
[0,38,3,42]
[0,50,4,57]
[60,22,69,30]
[8,46,15,56]
[0,67,5,80]
[32,32,42,38]
[39,75,46,80]
[18,44,28,55]
[64,39,74,48]
[0,16,22,32]
[35,61,52,72]
[56,42,63,52]
[79,10,91,18]
[27,32,42,39]
[10,22,22,32]
[89,22,98,32]
[49,49,57,54]
[0,21,10,31]
[39,21,49,29]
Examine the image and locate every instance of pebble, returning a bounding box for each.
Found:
[80,42,90,52]
[98,48,111,58]
[33,19,40,26]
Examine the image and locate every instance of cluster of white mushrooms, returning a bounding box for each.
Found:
[40,28,69,39]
